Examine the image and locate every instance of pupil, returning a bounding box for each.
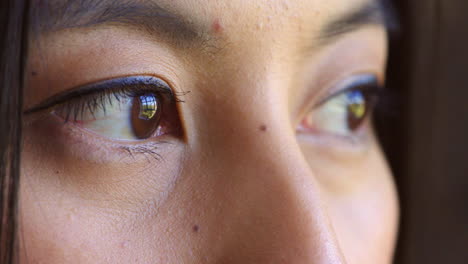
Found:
[131,94,160,139]
[346,91,367,131]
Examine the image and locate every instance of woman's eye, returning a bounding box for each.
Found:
[298,75,381,137]
[130,94,161,139]
[55,93,162,140]
[40,76,179,141]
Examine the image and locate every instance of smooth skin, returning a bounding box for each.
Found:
[20,0,398,263]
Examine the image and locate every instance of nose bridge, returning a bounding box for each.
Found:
[197,88,347,263]
[187,52,347,261]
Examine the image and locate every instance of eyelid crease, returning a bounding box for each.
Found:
[24,75,180,116]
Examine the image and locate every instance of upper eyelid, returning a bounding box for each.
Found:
[24,75,175,115]
[313,74,381,109]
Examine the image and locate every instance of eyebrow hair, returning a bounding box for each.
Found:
[34,0,396,50]
[34,0,204,46]
[318,0,397,45]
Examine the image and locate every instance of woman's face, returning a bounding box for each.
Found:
[20,0,398,263]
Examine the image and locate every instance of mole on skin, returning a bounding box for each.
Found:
[259,125,268,132]
[193,225,199,232]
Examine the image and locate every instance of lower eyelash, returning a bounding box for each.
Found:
[119,141,171,162]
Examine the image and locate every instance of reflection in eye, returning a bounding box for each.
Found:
[55,92,161,140]
[37,76,179,141]
[299,75,381,137]
[131,95,160,139]
[346,90,367,131]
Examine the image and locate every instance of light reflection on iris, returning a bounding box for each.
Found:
[347,90,366,119]
[138,95,158,120]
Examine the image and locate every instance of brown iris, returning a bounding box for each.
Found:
[131,94,161,139]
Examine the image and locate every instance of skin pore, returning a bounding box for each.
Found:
[20,0,398,263]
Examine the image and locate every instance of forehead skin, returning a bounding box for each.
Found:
[21,0,397,264]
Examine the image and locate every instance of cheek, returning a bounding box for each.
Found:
[323,150,399,264]
[18,128,188,263]
[298,133,398,263]
[18,161,178,263]
[19,179,104,263]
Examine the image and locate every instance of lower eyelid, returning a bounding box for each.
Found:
[297,119,375,156]
[26,113,174,163]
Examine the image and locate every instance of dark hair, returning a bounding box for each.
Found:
[0,0,29,263]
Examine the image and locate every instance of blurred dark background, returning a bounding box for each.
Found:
[376,0,468,263]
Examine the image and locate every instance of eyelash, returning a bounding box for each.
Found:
[59,86,169,123]
[300,76,387,143]
[70,85,178,125]
[316,77,383,109]
[25,76,186,161]
[25,75,390,160]
[25,76,185,119]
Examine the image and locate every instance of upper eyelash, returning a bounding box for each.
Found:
[24,76,187,122]
[314,75,384,109]
[57,86,165,122]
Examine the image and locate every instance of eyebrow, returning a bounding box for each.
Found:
[318,0,397,45]
[35,0,396,49]
[35,0,203,46]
